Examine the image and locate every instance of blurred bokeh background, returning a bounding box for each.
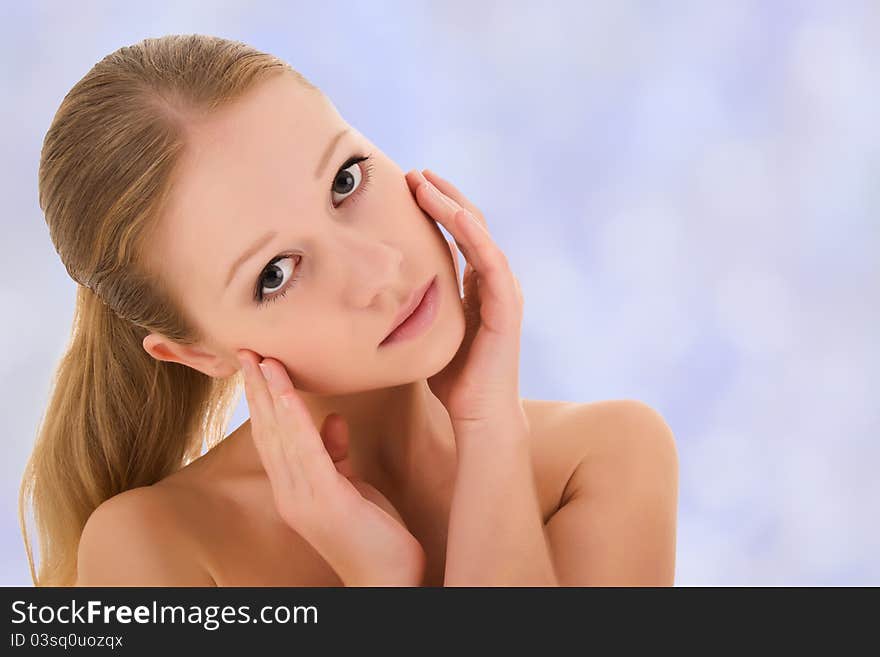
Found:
[2,1,877,585]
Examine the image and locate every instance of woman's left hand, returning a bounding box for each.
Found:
[405,169,528,438]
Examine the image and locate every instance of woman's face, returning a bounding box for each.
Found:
[145,72,465,393]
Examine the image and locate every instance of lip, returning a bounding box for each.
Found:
[379,275,439,347]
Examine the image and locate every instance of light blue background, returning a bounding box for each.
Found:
[2,1,878,586]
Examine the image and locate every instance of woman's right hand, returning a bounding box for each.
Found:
[236,349,426,586]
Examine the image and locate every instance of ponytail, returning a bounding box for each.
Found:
[26,33,310,586]
[19,284,239,586]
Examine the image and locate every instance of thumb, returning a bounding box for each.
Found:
[320,413,354,478]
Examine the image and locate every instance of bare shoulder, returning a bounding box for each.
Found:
[522,398,678,506]
[534,399,679,585]
[526,397,675,453]
[581,398,675,458]
[76,484,216,586]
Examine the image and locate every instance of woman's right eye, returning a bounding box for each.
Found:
[255,254,301,304]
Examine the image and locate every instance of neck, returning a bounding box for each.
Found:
[233,378,457,493]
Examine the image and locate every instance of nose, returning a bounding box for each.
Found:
[340,235,404,308]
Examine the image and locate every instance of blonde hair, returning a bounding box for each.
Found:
[20,34,320,586]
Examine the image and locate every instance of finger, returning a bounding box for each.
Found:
[408,169,476,261]
[320,413,355,478]
[413,177,484,266]
[409,170,519,325]
[320,413,349,462]
[238,349,275,424]
[422,169,489,233]
[238,350,278,428]
[238,351,297,499]
[405,169,422,196]
[259,358,337,490]
[414,178,517,312]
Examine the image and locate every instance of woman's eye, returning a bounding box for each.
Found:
[257,255,297,302]
[330,157,368,206]
[254,154,372,305]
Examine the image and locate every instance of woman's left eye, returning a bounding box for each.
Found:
[331,154,372,206]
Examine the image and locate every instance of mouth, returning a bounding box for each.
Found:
[379,275,440,347]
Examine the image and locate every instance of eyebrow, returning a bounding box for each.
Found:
[223,127,350,291]
[315,128,350,179]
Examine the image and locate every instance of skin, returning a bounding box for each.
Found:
[141,72,466,495]
[99,70,683,587]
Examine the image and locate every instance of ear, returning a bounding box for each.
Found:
[142,333,238,379]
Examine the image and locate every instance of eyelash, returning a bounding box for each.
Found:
[254,153,374,306]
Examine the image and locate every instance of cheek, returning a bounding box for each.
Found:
[422,214,451,251]
[271,335,376,395]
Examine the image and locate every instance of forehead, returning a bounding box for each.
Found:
[152,74,339,293]
[171,73,332,214]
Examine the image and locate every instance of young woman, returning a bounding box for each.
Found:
[20,34,679,587]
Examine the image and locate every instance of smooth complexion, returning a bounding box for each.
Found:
[141,72,467,497]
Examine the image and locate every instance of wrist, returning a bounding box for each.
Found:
[344,537,426,587]
[346,555,425,587]
[453,413,530,450]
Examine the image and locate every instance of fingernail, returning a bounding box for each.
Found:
[258,362,272,383]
